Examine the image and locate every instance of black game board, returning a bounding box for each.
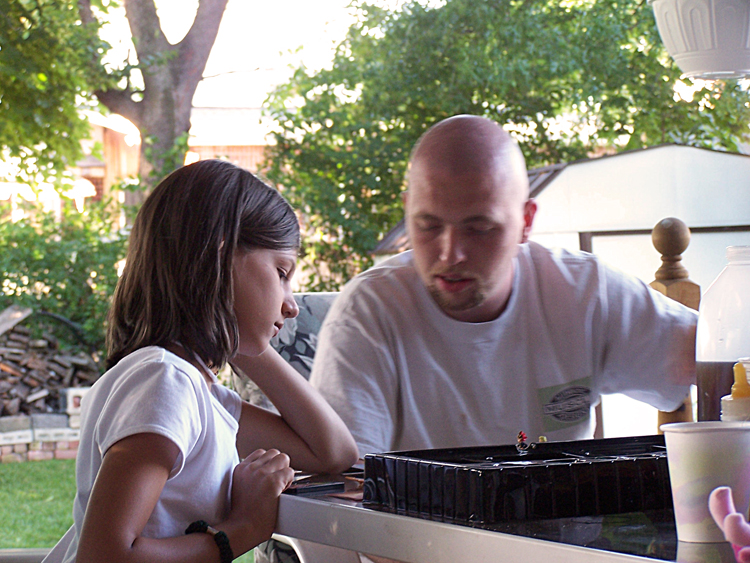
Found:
[363,435,672,525]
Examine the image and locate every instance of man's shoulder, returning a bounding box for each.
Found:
[522,241,604,281]
[328,251,421,319]
[345,251,418,294]
[524,240,599,264]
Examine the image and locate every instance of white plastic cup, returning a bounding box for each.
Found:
[676,540,737,563]
[662,421,750,542]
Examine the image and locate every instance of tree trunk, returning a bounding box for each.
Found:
[79,0,229,194]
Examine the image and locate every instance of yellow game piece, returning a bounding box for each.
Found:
[731,362,750,399]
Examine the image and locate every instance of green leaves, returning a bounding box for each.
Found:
[0,198,127,355]
[265,0,750,290]
[0,0,113,184]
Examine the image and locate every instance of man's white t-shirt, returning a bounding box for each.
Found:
[43,346,242,563]
[310,243,697,457]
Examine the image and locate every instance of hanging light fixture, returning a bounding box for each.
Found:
[650,0,750,80]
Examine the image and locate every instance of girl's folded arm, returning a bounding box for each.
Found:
[75,433,268,563]
[232,347,359,474]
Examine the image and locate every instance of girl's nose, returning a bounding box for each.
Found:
[282,294,299,319]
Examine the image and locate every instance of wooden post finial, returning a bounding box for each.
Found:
[652,217,691,281]
[650,217,700,431]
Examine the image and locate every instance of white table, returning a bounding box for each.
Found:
[275,492,727,563]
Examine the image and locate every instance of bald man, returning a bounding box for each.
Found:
[309,114,697,457]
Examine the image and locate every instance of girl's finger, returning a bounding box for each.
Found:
[263,452,291,469]
[244,448,268,462]
[709,486,735,532]
[724,513,750,546]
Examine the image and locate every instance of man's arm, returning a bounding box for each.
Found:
[309,311,400,458]
[598,265,697,410]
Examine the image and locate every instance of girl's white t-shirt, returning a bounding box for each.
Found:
[43,346,242,563]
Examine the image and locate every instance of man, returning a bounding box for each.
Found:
[309,114,697,458]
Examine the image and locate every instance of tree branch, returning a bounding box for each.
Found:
[94,89,142,127]
[123,0,170,59]
[78,0,94,25]
[177,0,229,93]
[77,0,141,126]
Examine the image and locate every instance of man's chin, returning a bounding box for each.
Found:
[429,286,483,314]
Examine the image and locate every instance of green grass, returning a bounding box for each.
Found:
[0,459,76,548]
[0,459,253,561]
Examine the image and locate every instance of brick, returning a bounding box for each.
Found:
[27,450,54,461]
[13,443,28,454]
[68,440,79,450]
[0,429,33,446]
[29,441,42,451]
[31,413,69,430]
[41,442,56,451]
[54,449,78,460]
[34,427,80,443]
[56,441,70,450]
[65,388,90,415]
[1,445,13,455]
[0,414,31,433]
[1,453,25,463]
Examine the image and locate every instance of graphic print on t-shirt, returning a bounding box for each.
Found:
[538,377,592,432]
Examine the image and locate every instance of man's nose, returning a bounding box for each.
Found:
[282,292,299,319]
[438,227,466,265]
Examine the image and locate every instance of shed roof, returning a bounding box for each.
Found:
[371,144,750,255]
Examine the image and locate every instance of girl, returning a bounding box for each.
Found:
[43,159,359,563]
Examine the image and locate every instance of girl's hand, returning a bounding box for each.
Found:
[709,486,750,563]
[228,448,295,543]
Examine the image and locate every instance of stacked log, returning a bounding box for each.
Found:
[0,306,100,416]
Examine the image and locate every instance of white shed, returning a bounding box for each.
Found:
[529,144,750,291]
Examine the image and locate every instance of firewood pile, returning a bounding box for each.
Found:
[0,305,101,417]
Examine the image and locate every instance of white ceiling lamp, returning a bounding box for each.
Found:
[650,0,750,80]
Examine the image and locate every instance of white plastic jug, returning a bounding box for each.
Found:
[696,246,750,420]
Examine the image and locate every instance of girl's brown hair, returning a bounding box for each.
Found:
[106,159,299,369]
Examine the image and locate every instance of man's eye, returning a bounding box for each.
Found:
[466,225,494,234]
[417,222,440,232]
[278,269,288,280]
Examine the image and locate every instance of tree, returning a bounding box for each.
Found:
[0,0,111,185]
[265,0,750,290]
[80,0,229,185]
[0,0,229,187]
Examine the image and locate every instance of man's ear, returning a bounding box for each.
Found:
[402,191,412,241]
[521,199,537,243]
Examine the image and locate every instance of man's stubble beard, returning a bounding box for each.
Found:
[427,280,486,314]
